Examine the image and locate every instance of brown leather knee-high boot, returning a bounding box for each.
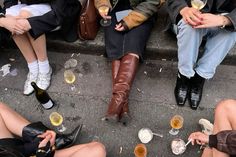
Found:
[106,54,139,122]
[112,60,130,125]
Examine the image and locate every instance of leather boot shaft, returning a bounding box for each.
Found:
[22,122,48,142]
[112,60,120,88]
[106,54,139,122]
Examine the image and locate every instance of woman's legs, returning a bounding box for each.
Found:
[0,102,30,138]
[201,99,236,157]
[106,53,139,123]
[13,10,51,93]
[54,142,106,157]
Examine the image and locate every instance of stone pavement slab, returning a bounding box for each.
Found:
[1,49,236,157]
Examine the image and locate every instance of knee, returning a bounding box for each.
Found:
[89,142,106,157]
[178,20,196,33]
[0,102,7,110]
[215,99,236,116]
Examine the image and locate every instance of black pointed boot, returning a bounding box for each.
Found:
[55,124,83,149]
[22,122,83,150]
[174,71,190,106]
[189,73,205,110]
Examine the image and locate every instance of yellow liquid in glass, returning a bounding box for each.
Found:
[98,6,109,14]
[49,112,63,126]
[170,116,183,129]
[64,70,76,84]
[191,0,205,10]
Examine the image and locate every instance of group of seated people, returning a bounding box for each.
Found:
[0,0,235,156]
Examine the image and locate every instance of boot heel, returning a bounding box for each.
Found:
[120,112,130,126]
[105,114,119,123]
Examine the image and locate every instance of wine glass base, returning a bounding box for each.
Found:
[100,19,111,27]
[169,129,179,135]
[58,125,67,133]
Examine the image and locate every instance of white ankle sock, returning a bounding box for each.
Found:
[38,59,50,74]
[28,61,39,75]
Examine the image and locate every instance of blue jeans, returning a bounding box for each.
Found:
[176,19,236,79]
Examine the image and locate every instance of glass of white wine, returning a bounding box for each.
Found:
[49,112,67,132]
[191,0,207,10]
[169,115,184,135]
[98,6,111,27]
[64,70,76,84]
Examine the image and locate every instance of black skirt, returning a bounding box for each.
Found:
[0,138,26,157]
[0,138,39,157]
[104,0,156,61]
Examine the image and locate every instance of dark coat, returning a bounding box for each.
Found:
[166,0,236,31]
[0,6,11,47]
[4,0,81,41]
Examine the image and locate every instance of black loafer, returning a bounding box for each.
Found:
[189,73,205,110]
[174,72,190,106]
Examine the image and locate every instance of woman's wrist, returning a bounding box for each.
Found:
[219,15,231,28]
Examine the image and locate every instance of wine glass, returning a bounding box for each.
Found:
[49,112,67,132]
[134,144,147,157]
[191,0,207,10]
[169,115,184,135]
[64,70,76,84]
[98,6,111,27]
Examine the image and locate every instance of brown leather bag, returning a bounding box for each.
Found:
[78,0,100,40]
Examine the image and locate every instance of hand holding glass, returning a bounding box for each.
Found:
[169,115,184,135]
[191,0,207,10]
[98,6,111,27]
[49,112,67,132]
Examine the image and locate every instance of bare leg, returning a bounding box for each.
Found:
[19,10,48,62]
[201,148,213,157]
[27,33,48,62]
[12,34,37,63]
[0,102,30,138]
[54,142,106,157]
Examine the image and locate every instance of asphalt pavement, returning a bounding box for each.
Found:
[1,49,236,157]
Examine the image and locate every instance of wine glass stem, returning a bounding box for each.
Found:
[169,128,179,135]
[58,124,67,132]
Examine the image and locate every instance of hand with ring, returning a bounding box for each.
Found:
[180,7,202,26]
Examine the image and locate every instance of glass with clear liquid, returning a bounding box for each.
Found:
[169,115,184,135]
[64,70,76,84]
[98,6,111,27]
[191,0,207,10]
[49,112,67,132]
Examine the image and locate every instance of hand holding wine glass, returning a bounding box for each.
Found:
[98,5,111,27]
